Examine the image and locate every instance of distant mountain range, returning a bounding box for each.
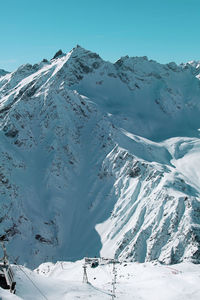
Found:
[0,46,200,267]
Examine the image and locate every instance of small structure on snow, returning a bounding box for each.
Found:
[0,242,16,293]
[84,257,99,268]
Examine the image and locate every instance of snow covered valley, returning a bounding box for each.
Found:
[1,260,200,300]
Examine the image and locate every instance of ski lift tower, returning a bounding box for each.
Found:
[111,259,117,299]
[82,263,88,283]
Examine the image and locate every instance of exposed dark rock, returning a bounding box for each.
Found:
[128,167,141,178]
[35,234,53,244]
[92,62,100,69]
[52,49,63,59]
[79,62,92,74]
[5,129,19,138]
[0,224,20,241]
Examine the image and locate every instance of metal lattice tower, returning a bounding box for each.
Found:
[111,260,116,299]
[82,264,88,283]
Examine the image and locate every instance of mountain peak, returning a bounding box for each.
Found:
[52,49,65,60]
[68,45,102,61]
[0,68,9,77]
[183,60,200,70]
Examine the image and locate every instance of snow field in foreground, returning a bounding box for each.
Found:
[0,260,199,300]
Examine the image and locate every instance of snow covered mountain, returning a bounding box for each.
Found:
[0,46,200,267]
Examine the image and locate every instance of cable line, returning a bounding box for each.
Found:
[15,264,49,300]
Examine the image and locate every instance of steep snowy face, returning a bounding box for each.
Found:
[0,47,200,267]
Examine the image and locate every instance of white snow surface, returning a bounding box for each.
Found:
[1,260,200,300]
[0,46,200,267]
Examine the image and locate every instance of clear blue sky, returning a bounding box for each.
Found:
[0,0,199,71]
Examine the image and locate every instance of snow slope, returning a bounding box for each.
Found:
[1,260,200,300]
[0,46,200,267]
